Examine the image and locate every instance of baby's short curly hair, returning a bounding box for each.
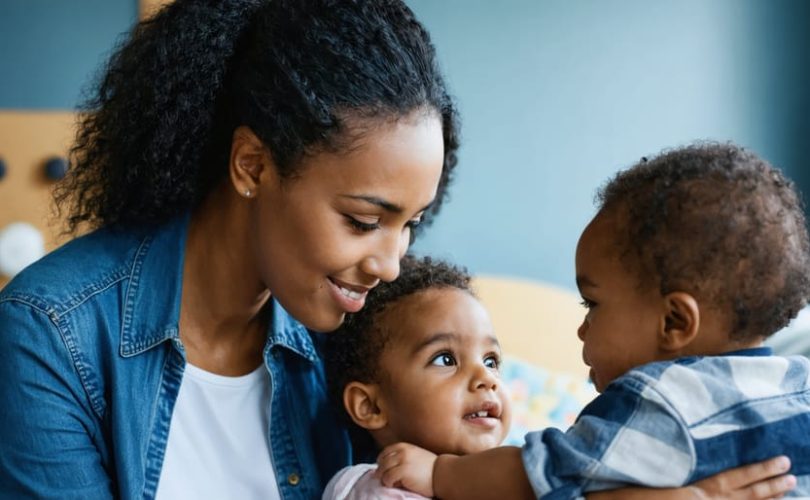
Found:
[325,255,472,454]
[597,142,810,341]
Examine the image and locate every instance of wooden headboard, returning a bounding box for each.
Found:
[472,275,587,377]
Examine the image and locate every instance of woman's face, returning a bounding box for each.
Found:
[253,112,445,332]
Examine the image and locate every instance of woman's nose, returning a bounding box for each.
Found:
[360,229,405,283]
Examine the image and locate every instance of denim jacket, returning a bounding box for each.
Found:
[0,214,351,499]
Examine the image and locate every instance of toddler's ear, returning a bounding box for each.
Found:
[660,292,700,352]
[343,382,387,431]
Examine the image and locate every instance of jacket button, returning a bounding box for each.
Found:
[287,473,300,486]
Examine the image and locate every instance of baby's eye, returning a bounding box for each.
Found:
[430,353,456,367]
[484,355,500,370]
[579,298,596,310]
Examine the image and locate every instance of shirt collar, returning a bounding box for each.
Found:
[723,346,773,357]
[119,213,188,357]
[118,212,319,365]
[267,299,319,364]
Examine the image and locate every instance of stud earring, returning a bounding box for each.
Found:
[244,189,252,198]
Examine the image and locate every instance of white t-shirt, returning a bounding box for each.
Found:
[155,363,281,500]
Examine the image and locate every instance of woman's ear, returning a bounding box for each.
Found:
[229,126,275,199]
[343,382,388,431]
[660,291,700,353]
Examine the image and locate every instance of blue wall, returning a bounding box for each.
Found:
[407,0,810,290]
[1,1,808,291]
[0,0,137,109]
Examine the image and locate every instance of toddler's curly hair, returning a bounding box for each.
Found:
[597,142,810,341]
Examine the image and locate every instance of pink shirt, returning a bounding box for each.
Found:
[322,464,430,500]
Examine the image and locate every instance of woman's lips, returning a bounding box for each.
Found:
[327,277,371,313]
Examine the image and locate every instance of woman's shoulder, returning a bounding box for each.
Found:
[1,227,142,306]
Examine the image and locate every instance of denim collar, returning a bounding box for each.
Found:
[118,212,318,364]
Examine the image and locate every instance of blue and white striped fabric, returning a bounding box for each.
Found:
[522,347,810,498]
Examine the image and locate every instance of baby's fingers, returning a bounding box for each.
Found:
[378,462,406,489]
[376,447,403,487]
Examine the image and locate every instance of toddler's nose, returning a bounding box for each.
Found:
[471,364,498,392]
[577,318,588,341]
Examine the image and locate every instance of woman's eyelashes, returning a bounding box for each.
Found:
[344,214,423,233]
[346,216,379,232]
[406,217,422,229]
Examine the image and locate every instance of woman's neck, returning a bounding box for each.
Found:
[179,184,271,375]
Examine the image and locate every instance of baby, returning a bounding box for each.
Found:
[375,143,810,498]
[322,255,511,499]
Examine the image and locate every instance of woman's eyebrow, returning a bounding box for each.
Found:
[340,194,402,213]
[340,194,434,215]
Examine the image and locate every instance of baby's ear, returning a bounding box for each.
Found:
[660,291,700,352]
[343,382,387,431]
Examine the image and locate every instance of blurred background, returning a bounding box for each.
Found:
[1,0,808,292]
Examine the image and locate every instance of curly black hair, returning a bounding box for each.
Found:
[596,142,810,341]
[56,0,459,233]
[325,254,473,455]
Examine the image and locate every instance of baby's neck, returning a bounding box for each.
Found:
[679,335,765,359]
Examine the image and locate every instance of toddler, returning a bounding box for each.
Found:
[322,255,511,499]
[376,143,810,498]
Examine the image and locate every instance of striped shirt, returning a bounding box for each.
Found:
[522,347,810,498]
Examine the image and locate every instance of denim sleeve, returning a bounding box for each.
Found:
[0,299,112,499]
[521,377,695,499]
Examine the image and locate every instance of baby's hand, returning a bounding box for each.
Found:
[376,442,439,498]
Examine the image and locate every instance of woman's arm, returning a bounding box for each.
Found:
[0,300,113,498]
[588,456,795,500]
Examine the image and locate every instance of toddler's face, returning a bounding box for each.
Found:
[575,210,666,392]
[375,288,511,455]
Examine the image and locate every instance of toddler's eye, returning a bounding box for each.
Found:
[430,353,456,367]
[579,298,596,309]
[484,355,500,370]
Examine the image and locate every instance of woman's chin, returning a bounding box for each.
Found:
[302,312,346,333]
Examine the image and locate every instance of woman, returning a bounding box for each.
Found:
[0,1,793,499]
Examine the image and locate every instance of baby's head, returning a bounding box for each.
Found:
[576,142,810,392]
[326,255,511,458]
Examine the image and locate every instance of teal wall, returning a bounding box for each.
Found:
[0,0,137,109]
[407,0,810,290]
[1,1,808,290]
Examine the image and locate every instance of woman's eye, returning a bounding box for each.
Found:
[405,217,422,230]
[346,216,380,232]
[430,353,456,367]
[484,355,500,370]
